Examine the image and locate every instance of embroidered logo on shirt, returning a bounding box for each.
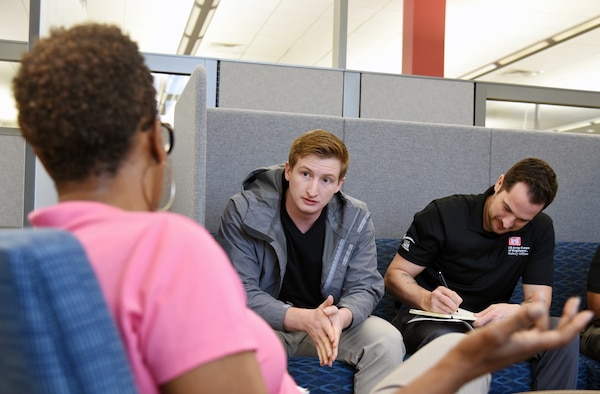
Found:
[401,235,415,252]
[507,236,530,256]
[509,237,521,246]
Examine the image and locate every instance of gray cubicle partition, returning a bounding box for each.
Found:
[173,65,600,243]
[0,131,25,228]
[359,72,475,125]
[218,61,345,116]
[343,118,491,239]
[171,65,208,225]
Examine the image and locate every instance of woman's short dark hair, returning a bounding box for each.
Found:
[13,23,157,184]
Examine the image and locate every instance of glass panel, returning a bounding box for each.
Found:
[486,100,600,135]
[0,66,190,128]
[152,72,190,125]
[0,61,19,127]
[0,0,29,42]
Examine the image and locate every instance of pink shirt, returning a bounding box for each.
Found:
[30,201,299,394]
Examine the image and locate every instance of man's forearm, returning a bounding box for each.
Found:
[282,307,309,332]
[386,271,431,310]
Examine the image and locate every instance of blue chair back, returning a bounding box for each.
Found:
[0,228,138,393]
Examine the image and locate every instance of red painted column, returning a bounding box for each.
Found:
[402,0,446,77]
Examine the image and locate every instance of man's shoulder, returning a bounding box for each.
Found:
[425,192,477,215]
[337,191,368,211]
[530,211,553,228]
[435,191,480,206]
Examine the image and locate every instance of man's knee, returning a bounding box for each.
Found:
[367,316,405,361]
[350,316,406,361]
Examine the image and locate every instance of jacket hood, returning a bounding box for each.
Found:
[242,164,285,196]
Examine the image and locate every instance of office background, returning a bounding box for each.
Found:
[1,0,600,229]
[2,0,600,130]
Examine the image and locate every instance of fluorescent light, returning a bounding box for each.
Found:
[460,63,498,80]
[497,41,550,66]
[191,39,202,55]
[199,8,217,38]
[460,15,600,82]
[177,36,189,54]
[552,16,600,42]
[177,0,221,55]
[553,120,592,133]
[185,5,202,37]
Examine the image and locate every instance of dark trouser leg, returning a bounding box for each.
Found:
[391,309,472,354]
[530,316,580,390]
[580,324,600,361]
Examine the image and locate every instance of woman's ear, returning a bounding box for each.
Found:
[148,118,167,163]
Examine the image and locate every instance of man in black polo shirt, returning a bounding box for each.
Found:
[581,244,600,360]
[385,157,580,390]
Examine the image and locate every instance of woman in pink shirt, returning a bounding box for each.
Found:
[13,22,299,394]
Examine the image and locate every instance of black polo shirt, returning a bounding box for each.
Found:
[397,187,555,312]
[587,245,600,293]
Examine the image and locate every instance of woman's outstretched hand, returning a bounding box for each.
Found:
[394,297,593,394]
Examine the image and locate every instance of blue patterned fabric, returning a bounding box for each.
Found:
[490,361,532,394]
[373,238,402,322]
[582,353,600,389]
[0,229,138,394]
[288,357,354,393]
[288,239,600,393]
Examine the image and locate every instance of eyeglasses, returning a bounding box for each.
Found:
[160,122,174,155]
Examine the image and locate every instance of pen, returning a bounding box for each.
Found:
[438,271,449,288]
[438,271,459,314]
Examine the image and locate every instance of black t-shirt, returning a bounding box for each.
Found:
[277,185,326,308]
[587,245,600,293]
[397,187,555,312]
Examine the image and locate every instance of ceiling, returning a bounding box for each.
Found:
[2,0,600,129]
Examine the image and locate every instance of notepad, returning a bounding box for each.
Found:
[409,307,477,321]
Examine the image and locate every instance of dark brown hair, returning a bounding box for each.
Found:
[500,157,558,208]
[13,23,157,185]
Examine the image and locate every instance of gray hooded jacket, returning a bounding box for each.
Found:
[216,164,384,331]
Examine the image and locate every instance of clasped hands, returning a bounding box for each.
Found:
[304,295,344,367]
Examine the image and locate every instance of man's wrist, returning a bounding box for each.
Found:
[338,306,353,329]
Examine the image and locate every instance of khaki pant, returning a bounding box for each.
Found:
[277,315,405,394]
[369,333,491,394]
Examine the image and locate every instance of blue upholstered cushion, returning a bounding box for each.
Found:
[490,361,531,394]
[582,353,600,389]
[0,228,138,393]
[373,238,402,322]
[288,357,354,393]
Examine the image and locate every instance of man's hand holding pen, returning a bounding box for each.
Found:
[429,286,463,314]
[428,271,463,314]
